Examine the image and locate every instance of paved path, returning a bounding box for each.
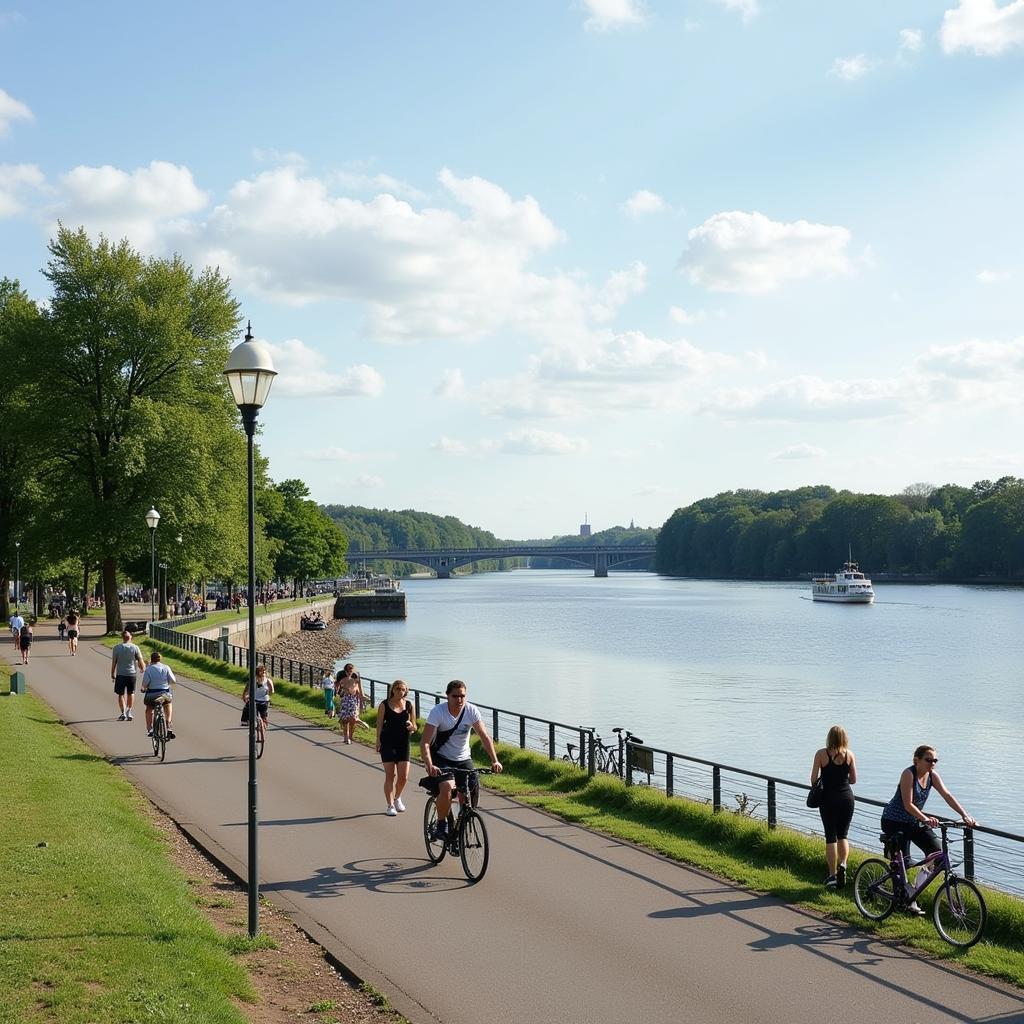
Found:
[9,619,1024,1024]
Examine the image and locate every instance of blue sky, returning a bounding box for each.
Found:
[2,1,1022,538]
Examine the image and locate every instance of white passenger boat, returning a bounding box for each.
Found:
[811,559,875,604]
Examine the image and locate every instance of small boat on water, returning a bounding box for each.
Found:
[812,557,875,604]
[300,613,328,631]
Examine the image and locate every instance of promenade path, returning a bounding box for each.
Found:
[11,616,1024,1024]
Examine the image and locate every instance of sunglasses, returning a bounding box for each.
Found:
[922,756,939,764]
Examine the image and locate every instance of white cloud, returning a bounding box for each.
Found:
[0,88,32,137]
[681,210,853,293]
[592,261,646,321]
[355,474,385,489]
[669,305,707,325]
[0,163,45,217]
[900,28,925,51]
[578,0,647,32]
[830,54,872,80]
[976,268,1010,283]
[53,160,208,248]
[713,0,759,22]
[622,189,666,218]
[433,368,466,399]
[915,337,1024,380]
[940,0,1024,55]
[433,428,588,456]
[771,443,827,460]
[334,170,428,201]
[266,337,386,398]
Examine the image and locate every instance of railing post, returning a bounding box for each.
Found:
[548,722,555,760]
[625,742,633,787]
[519,716,526,750]
[370,679,376,706]
[713,765,721,812]
[493,709,499,742]
[414,691,421,720]
[964,826,975,881]
[666,754,674,798]
[587,731,595,776]
[767,779,776,829]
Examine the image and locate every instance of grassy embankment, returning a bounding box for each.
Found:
[0,663,261,1024]
[114,634,1024,988]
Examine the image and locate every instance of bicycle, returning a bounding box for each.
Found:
[422,767,493,883]
[150,695,170,762]
[602,727,645,778]
[563,731,609,771]
[853,821,987,948]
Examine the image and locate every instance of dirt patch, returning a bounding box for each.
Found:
[147,804,405,1024]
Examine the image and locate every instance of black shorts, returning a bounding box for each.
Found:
[67,629,79,639]
[143,690,172,706]
[114,675,137,696]
[881,817,941,861]
[379,742,410,763]
[241,701,269,722]
[427,756,479,806]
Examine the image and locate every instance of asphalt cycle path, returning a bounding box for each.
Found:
[13,618,1024,1024]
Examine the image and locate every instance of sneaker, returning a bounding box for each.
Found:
[126,713,133,722]
[836,864,846,888]
[386,805,398,817]
[147,729,153,737]
[166,731,176,740]
[394,798,406,813]
[117,712,127,721]
[825,875,837,888]
[430,822,448,841]
[906,900,926,916]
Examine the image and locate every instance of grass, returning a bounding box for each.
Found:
[93,638,1024,989]
[0,665,256,1024]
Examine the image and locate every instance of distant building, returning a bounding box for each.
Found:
[580,515,591,538]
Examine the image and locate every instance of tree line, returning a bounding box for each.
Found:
[0,227,347,632]
[655,481,1024,580]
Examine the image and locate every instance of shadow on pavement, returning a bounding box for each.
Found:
[263,857,468,899]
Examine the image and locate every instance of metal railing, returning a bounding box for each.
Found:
[149,616,1024,898]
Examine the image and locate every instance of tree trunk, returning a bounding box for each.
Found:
[82,562,90,616]
[0,572,8,621]
[103,556,122,634]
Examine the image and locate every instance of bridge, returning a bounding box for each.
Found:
[356,544,656,578]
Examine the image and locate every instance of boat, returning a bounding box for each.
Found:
[300,613,328,631]
[811,556,875,604]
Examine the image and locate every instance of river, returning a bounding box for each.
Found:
[339,570,1023,837]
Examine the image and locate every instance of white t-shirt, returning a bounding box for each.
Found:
[142,662,176,692]
[426,700,482,761]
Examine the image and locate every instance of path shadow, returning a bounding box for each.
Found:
[263,857,466,899]
[221,812,379,828]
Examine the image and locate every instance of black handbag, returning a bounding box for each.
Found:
[806,778,824,808]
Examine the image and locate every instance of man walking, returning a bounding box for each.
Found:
[110,629,145,722]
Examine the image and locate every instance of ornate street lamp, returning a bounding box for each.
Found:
[223,320,276,938]
[145,507,160,623]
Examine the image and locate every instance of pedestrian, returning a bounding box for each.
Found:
[10,608,25,649]
[321,666,336,718]
[421,680,503,841]
[376,679,416,816]
[337,664,366,744]
[880,744,976,915]
[809,725,857,888]
[66,610,80,655]
[57,617,67,641]
[18,620,32,664]
[241,663,274,739]
[142,651,177,739]
[110,629,146,722]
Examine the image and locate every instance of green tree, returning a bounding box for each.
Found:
[32,226,247,632]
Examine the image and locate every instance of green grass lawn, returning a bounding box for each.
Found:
[0,665,256,1024]
[103,638,1024,989]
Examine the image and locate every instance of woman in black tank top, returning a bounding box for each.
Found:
[809,724,858,889]
[375,680,416,816]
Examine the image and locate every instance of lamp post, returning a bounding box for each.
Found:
[223,320,276,938]
[159,562,169,619]
[14,540,20,612]
[145,507,160,623]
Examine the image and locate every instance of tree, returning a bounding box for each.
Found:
[263,480,347,588]
[32,226,247,632]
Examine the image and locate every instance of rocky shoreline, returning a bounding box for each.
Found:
[260,619,354,672]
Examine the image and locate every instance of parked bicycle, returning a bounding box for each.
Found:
[563,727,646,778]
[422,767,493,882]
[853,821,986,948]
[150,696,170,762]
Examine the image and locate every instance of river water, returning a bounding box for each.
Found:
[340,570,1023,837]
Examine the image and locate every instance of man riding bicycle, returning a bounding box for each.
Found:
[421,680,502,840]
[142,651,177,740]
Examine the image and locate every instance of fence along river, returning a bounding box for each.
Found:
[157,569,1024,895]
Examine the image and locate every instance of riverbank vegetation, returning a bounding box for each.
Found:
[656,480,1024,580]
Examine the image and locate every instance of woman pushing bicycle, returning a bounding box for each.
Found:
[880,744,976,914]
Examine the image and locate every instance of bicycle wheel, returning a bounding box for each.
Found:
[853,858,897,921]
[933,877,986,948]
[151,715,161,758]
[423,797,447,864]
[459,809,490,883]
[154,714,167,763]
[256,723,265,760]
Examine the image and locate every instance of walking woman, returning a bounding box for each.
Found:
[66,609,80,656]
[375,679,416,816]
[881,744,976,914]
[18,620,32,664]
[809,724,857,888]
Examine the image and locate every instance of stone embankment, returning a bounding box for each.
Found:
[259,619,354,673]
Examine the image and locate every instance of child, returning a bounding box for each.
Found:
[322,667,336,718]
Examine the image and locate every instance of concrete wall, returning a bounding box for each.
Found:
[217,597,336,648]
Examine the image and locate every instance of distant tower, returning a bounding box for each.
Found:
[579,514,591,538]
[629,518,635,530]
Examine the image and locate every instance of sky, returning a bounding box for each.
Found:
[1,1,1022,539]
